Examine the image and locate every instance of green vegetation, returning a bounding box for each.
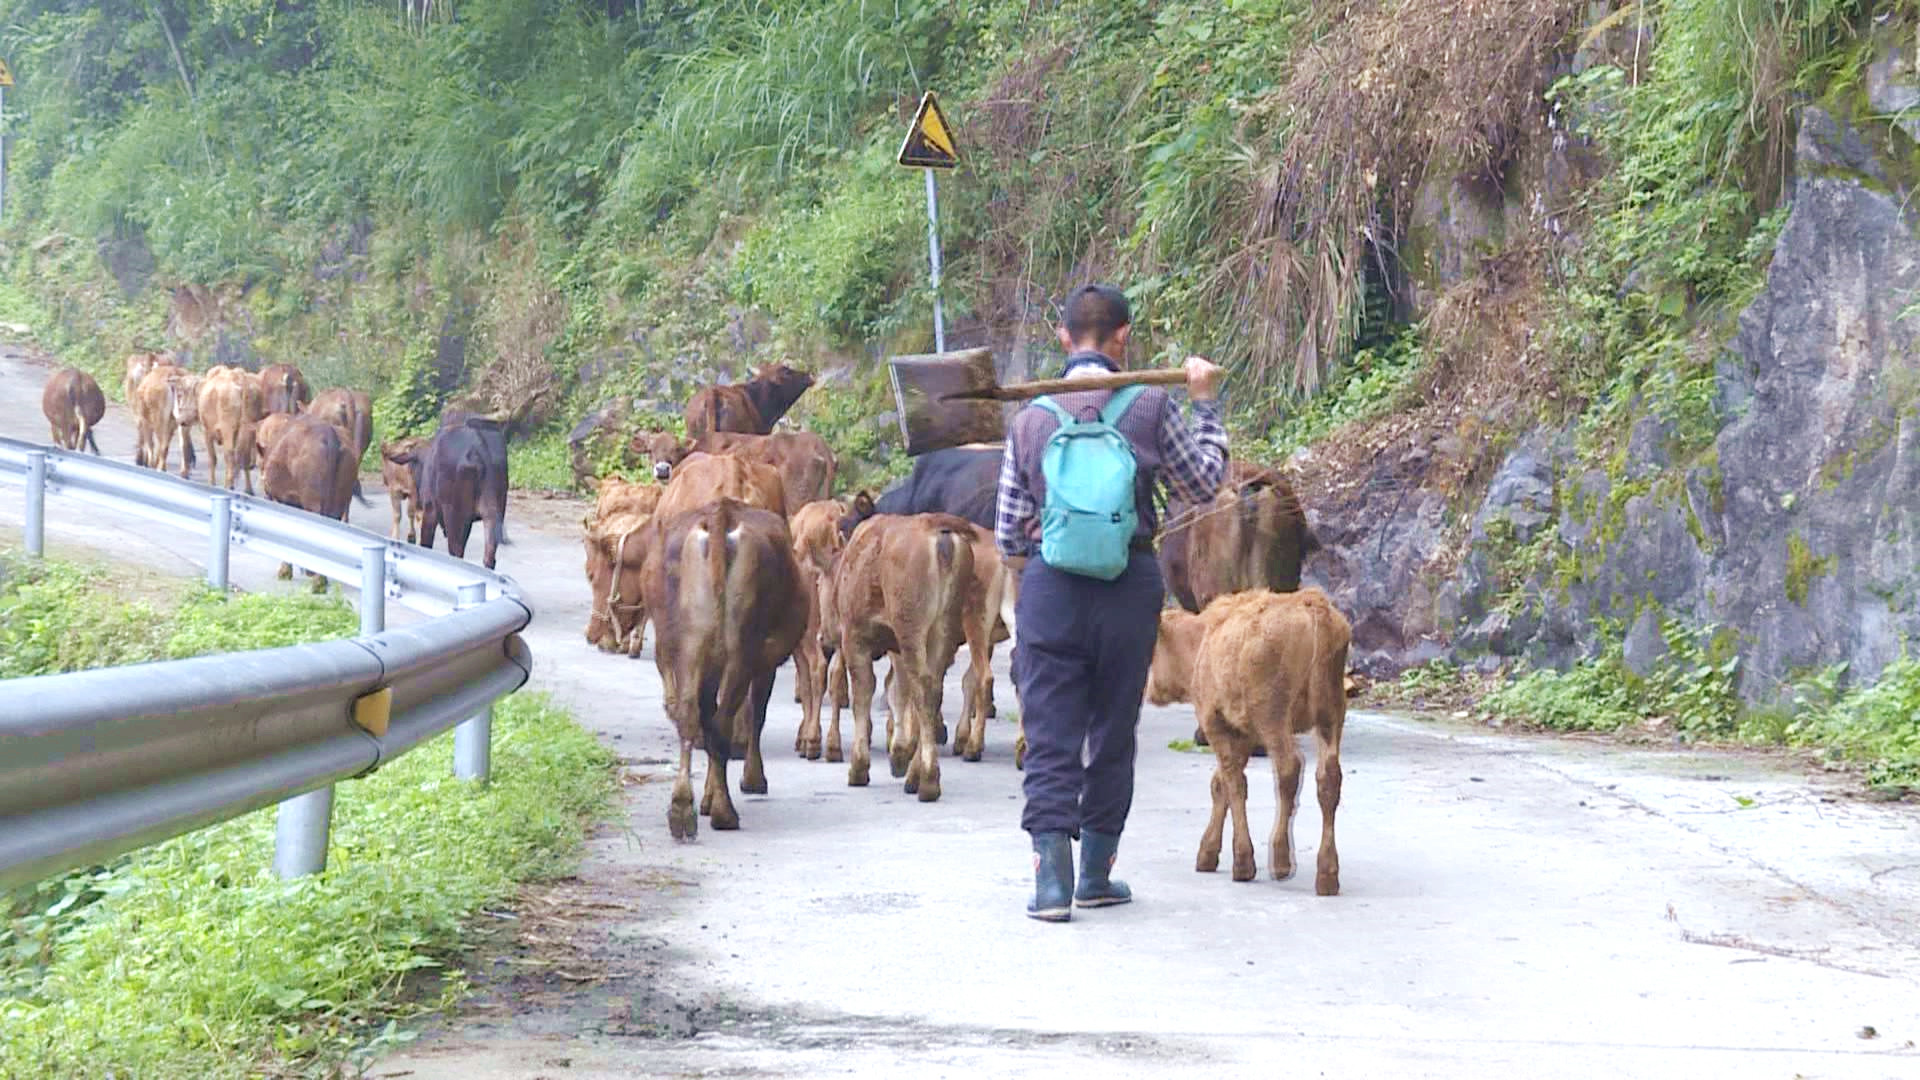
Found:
[0,553,619,1075]
[1784,532,1835,606]
[1786,660,1920,787]
[1482,619,1741,737]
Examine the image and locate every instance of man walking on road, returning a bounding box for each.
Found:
[995,283,1227,921]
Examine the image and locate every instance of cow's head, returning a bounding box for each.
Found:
[835,490,876,541]
[630,429,689,482]
[1144,609,1205,708]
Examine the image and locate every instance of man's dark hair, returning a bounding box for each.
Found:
[1062,284,1130,345]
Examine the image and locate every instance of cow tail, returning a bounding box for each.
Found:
[930,527,973,643]
[284,371,297,414]
[704,391,720,440]
[64,378,82,451]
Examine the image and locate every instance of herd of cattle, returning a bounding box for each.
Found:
[37,351,1352,889]
[580,364,1353,889]
[37,353,508,587]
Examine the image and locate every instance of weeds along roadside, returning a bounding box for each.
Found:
[0,553,619,1077]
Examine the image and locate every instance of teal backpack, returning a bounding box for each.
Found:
[1032,385,1148,581]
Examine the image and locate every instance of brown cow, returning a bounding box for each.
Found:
[1146,589,1351,895]
[198,366,265,493]
[583,508,655,653]
[642,498,807,838]
[590,474,663,527]
[821,512,974,801]
[258,363,311,415]
[307,387,372,464]
[262,414,358,589]
[122,350,172,404]
[636,429,835,515]
[1161,462,1315,613]
[381,436,428,541]
[133,365,202,477]
[592,454,785,658]
[41,367,105,454]
[682,363,814,439]
[789,498,847,760]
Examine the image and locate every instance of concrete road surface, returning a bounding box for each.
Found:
[2,342,1917,1079]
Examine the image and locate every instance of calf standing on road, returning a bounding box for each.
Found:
[995,283,1227,922]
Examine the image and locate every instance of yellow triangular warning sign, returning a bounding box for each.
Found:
[0,59,13,88]
[897,91,959,170]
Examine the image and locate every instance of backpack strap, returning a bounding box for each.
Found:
[1032,395,1072,425]
[1099,384,1149,426]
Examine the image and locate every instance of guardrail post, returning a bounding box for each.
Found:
[453,582,492,783]
[208,495,232,592]
[359,544,386,636]
[272,787,333,879]
[24,450,45,558]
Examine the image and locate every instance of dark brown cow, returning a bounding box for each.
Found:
[262,414,357,590]
[821,512,974,801]
[682,363,814,439]
[635,429,835,515]
[642,498,808,838]
[41,367,105,454]
[1160,461,1315,613]
[258,363,312,416]
[397,422,507,569]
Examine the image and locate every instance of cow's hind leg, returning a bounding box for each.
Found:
[825,650,847,763]
[885,663,913,780]
[1270,725,1303,883]
[1314,711,1345,897]
[910,670,943,803]
[739,671,775,796]
[1227,739,1257,882]
[845,645,876,787]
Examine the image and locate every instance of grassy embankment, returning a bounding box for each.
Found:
[0,552,618,1076]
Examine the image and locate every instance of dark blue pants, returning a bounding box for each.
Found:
[1014,552,1164,838]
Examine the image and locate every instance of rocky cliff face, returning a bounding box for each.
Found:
[1309,40,1920,702]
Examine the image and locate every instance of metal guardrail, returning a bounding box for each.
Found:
[0,436,534,892]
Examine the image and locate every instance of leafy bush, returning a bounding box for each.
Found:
[506,428,574,492]
[1482,618,1741,737]
[1785,660,1920,788]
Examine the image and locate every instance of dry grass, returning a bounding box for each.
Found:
[1217,0,1584,395]
[464,228,566,427]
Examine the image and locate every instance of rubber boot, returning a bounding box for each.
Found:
[1027,832,1074,922]
[1074,830,1132,908]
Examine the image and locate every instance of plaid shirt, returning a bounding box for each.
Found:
[995,355,1228,559]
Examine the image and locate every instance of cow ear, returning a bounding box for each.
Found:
[389,451,417,465]
[854,490,874,513]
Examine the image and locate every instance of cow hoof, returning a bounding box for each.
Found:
[1272,863,1296,882]
[1315,872,1341,897]
[740,776,767,796]
[1191,726,1210,747]
[888,754,910,780]
[986,702,998,719]
[825,745,843,764]
[710,808,740,831]
[903,776,917,795]
[935,722,949,746]
[963,748,983,764]
[1196,851,1220,874]
[802,743,822,761]
[668,803,696,841]
[848,763,869,787]
[1232,855,1257,882]
[915,779,941,803]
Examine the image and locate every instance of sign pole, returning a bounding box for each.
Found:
[924,167,945,353]
[1,84,9,221]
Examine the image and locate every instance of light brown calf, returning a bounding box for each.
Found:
[636,429,836,515]
[641,498,807,838]
[133,365,202,477]
[381,436,428,541]
[1146,588,1351,895]
[592,454,786,658]
[41,367,105,454]
[198,366,265,493]
[788,498,847,760]
[122,350,171,404]
[821,512,974,801]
